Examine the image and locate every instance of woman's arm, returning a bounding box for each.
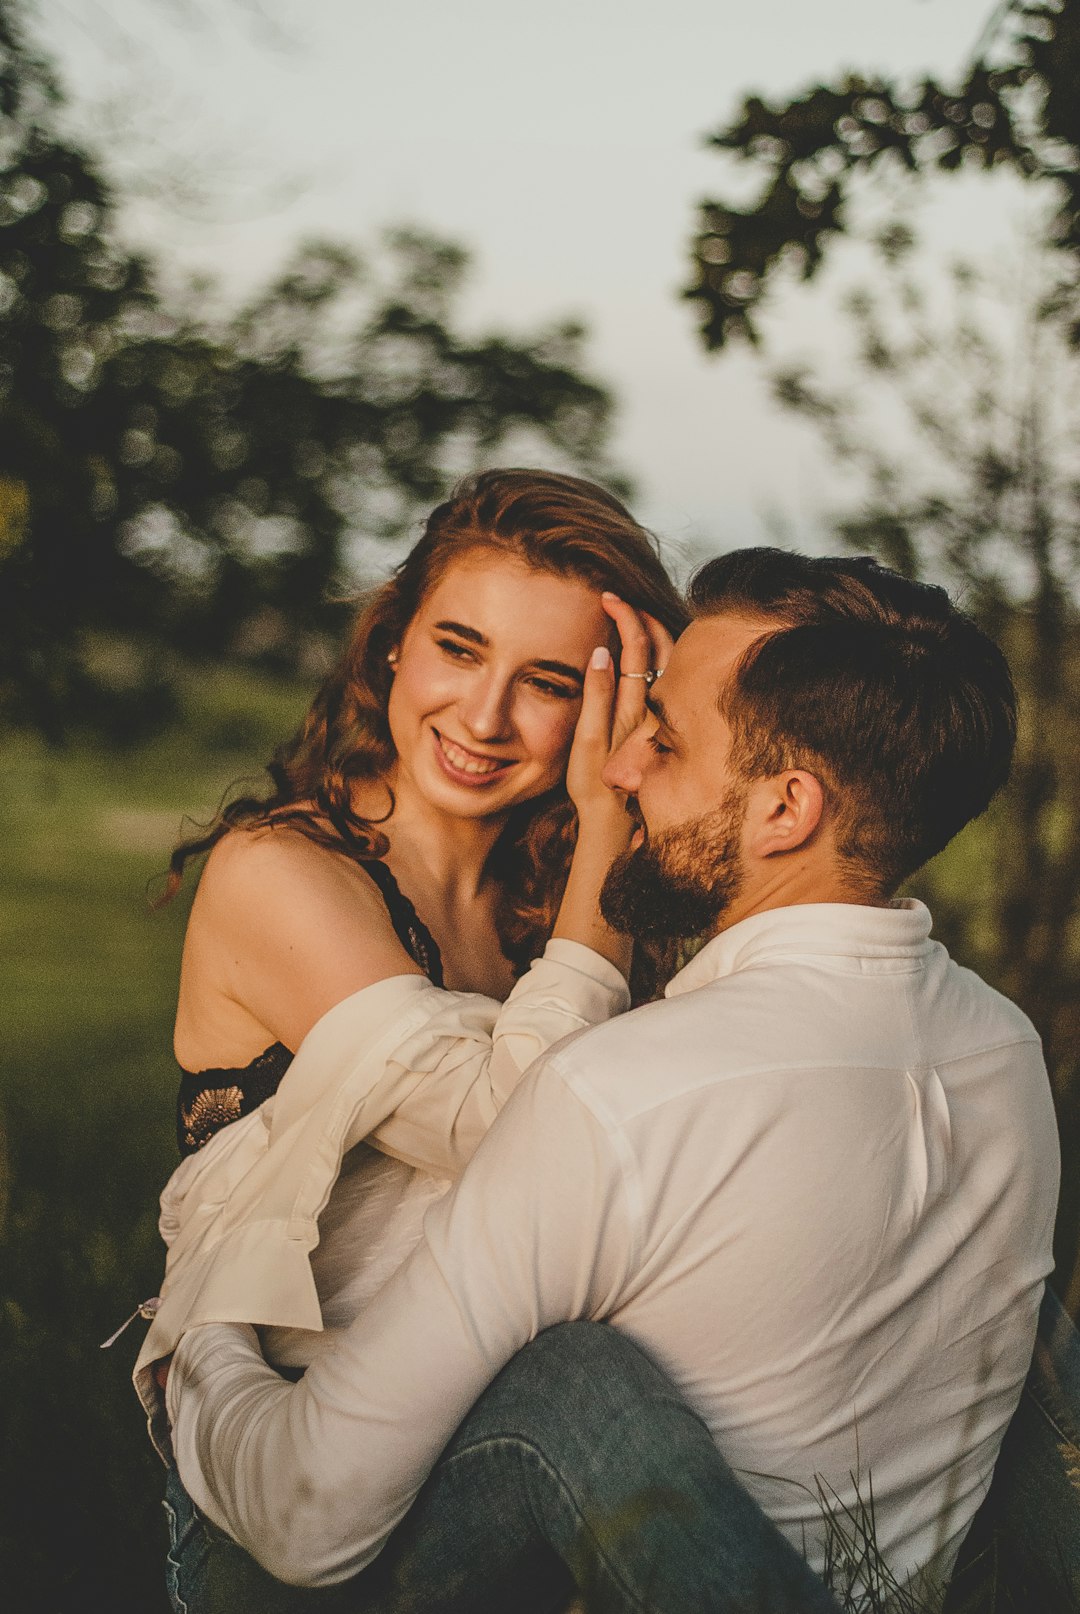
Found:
[136,946,629,1401]
[358,938,628,1173]
[356,602,672,1174]
[170,824,629,1182]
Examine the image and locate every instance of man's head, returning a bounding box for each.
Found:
[600,548,1016,943]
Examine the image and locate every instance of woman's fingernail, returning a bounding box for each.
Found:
[591,646,611,670]
[602,591,621,601]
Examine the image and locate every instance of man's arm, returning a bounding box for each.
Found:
[167,1053,635,1587]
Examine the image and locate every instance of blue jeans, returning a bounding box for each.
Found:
[946,1287,1080,1610]
[163,1321,840,1614]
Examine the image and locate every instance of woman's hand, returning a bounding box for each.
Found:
[565,594,676,824]
[553,597,676,973]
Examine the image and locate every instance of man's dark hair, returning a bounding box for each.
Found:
[688,549,1017,892]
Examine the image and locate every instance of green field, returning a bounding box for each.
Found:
[0,668,309,1612]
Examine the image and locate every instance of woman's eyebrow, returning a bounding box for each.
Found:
[434,619,486,645]
[532,659,584,685]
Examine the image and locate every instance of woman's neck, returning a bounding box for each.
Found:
[350,768,517,997]
[351,769,507,909]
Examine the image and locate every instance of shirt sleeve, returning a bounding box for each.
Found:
[364,938,629,1174]
[167,1054,637,1587]
[262,938,629,1178]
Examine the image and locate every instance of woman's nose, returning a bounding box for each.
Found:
[460,673,514,741]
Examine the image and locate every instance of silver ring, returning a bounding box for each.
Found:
[620,668,663,684]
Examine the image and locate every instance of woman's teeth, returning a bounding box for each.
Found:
[438,734,506,776]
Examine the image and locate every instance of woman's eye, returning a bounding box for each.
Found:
[528,677,578,701]
[437,638,476,662]
[647,733,672,757]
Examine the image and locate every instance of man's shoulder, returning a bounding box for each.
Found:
[546,992,679,1072]
[541,939,1046,1125]
[541,970,782,1120]
[932,949,1043,1059]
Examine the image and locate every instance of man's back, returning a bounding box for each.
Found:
[170,901,1058,1589]
[546,900,1058,1583]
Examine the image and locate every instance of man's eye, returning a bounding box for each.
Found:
[647,733,672,757]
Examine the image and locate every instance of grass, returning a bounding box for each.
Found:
[816,1475,1080,1614]
[0,666,308,1613]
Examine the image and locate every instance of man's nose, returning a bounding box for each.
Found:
[602,725,646,794]
[460,673,514,741]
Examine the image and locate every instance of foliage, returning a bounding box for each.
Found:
[686,0,1080,350]
[0,0,623,741]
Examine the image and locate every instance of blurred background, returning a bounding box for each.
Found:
[2,1,1079,1607]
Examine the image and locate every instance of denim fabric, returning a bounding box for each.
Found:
[163,1321,839,1614]
[164,1458,211,1614]
[947,1287,1080,1612]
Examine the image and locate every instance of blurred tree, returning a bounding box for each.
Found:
[0,0,623,741]
[21,0,311,224]
[686,0,1080,349]
[95,230,621,666]
[0,1,165,738]
[684,0,1080,1308]
[763,224,1080,1307]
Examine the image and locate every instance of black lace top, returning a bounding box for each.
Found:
[175,859,444,1157]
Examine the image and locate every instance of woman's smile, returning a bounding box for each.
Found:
[432,728,515,785]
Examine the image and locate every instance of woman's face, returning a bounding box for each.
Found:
[387,551,613,819]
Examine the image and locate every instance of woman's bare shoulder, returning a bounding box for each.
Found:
[179,824,420,1058]
[194,823,392,933]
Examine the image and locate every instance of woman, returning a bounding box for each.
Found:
[133,468,681,1390]
[165,466,685,1167]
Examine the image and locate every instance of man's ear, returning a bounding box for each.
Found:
[744,770,825,858]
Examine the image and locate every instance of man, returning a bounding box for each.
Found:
[167,550,1058,1607]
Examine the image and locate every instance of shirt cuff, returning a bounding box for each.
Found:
[167,1322,291,1548]
[165,1320,261,1432]
[539,938,631,1003]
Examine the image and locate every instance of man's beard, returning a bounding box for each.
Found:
[600,790,747,945]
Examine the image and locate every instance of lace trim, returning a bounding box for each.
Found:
[361,858,444,987]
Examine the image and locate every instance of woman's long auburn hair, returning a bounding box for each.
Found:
[164,468,688,982]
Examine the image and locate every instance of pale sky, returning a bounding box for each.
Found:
[34,0,1026,571]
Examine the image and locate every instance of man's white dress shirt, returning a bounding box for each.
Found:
[167,901,1059,1592]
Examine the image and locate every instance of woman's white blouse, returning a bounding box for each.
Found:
[134,939,629,1450]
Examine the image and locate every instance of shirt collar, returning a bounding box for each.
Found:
[664,899,935,999]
